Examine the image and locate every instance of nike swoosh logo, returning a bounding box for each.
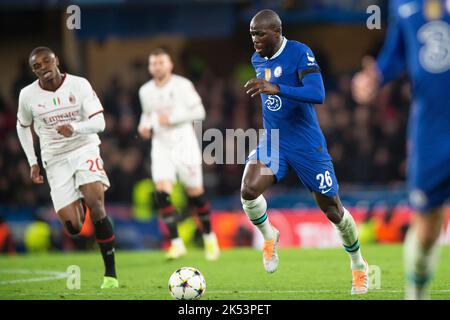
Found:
[307,53,315,62]
[256,72,262,77]
[321,188,332,194]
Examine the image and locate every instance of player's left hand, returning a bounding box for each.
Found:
[158,113,170,126]
[56,124,74,137]
[351,56,381,105]
[244,78,280,97]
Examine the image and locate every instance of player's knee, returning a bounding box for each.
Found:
[323,205,343,224]
[85,199,105,223]
[315,194,343,223]
[418,231,440,251]
[240,183,261,200]
[421,237,436,251]
[65,220,82,236]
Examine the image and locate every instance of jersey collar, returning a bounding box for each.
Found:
[38,73,67,92]
[266,37,287,60]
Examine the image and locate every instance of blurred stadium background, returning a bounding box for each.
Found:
[0,0,449,256]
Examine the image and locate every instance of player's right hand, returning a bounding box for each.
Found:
[351,56,381,105]
[30,164,44,184]
[138,126,152,140]
[244,78,280,97]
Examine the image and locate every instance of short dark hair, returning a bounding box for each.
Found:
[149,47,171,57]
[29,46,55,62]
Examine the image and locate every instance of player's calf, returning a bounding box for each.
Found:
[80,189,117,281]
[154,191,180,240]
[335,208,367,271]
[241,195,275,241]
[315,193,368,293]
[315,194,366,267]
[334,208,369,294]
[188,194,212,234]
[188,194,220,261]
[241,195,279,272]
[58,201,86,237]
[94,216,117,280]
[154,191,186,259]
[404,220,442,300]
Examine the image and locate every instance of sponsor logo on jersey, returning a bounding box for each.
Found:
[42,110,80,125]
[418,20,450,73]
[265,95,282,111]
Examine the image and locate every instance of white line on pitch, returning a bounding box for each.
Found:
[0,269,67,285]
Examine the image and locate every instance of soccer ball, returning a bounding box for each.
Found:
[168,267,206,300]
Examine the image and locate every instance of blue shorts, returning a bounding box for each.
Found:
[247,139,339,197]
[408,150,450,213]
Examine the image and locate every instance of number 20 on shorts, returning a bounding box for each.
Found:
[86,158,104,172]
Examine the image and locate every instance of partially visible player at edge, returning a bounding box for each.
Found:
[352,0,450,300]
[16,47,118,289]
[242,10,369,294]
[138,48,220,260]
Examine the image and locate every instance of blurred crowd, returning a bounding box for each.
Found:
[0,52,409,209]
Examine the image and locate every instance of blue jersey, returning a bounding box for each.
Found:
[377,0,450,159]
[251,38,331,162]
[376,0,450,211]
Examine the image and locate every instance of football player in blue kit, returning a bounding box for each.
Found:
[353,0,450,300]
[241,9,369,295]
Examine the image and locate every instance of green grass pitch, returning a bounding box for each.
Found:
[1,244,449,300]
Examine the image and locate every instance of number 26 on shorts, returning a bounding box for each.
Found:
[316,170,333,191]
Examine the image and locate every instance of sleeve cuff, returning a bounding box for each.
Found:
[17,118,31,127]
[28,158,38,167]
[277,84,288,95]
[168,114,179,125]
[71,123,78,133]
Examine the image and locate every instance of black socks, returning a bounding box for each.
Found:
[94,217,116,278]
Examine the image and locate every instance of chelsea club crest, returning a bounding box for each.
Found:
[274,66,282,77]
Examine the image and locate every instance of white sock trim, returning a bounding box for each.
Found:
[241,195,274,241]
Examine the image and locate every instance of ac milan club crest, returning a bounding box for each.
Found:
[69,93,76,104]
